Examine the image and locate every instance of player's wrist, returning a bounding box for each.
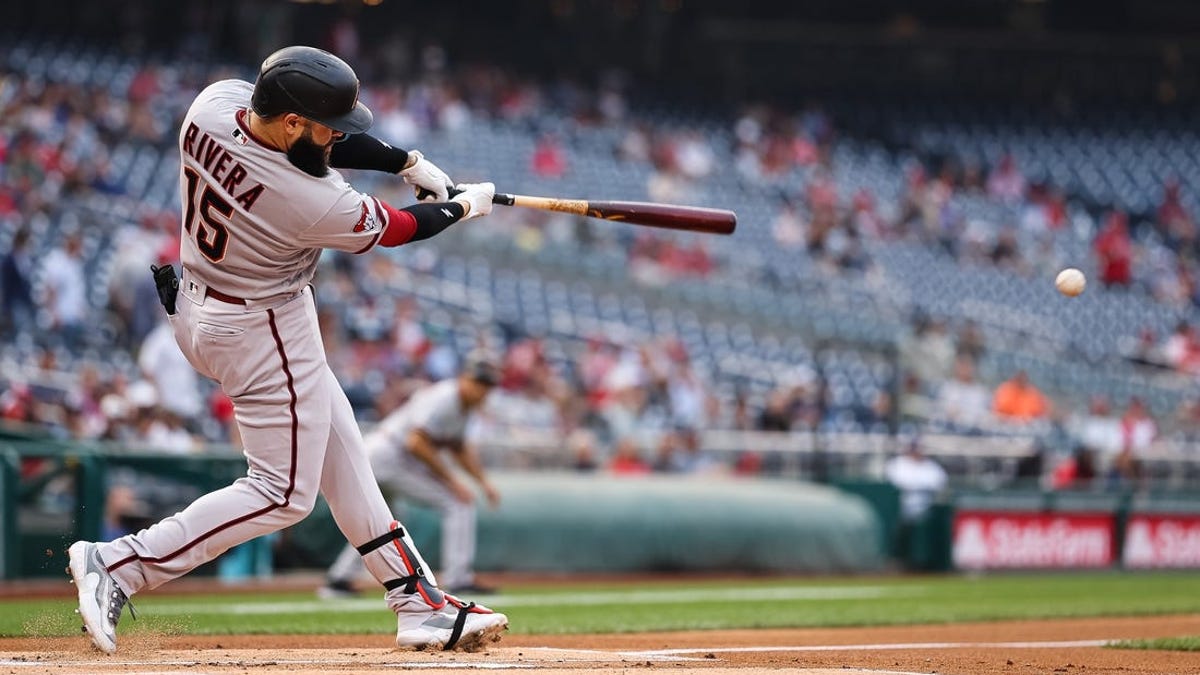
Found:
[450,198,472,219]
[400,149,419,172]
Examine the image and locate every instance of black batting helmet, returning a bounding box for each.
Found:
[251,46,373,135]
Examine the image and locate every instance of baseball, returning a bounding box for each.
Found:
[1055,268,1086,297]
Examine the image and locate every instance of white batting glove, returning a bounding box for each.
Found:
[399,149,453,202]
[451,182,495,221]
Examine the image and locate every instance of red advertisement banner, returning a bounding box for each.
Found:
[952,511,1115,570]
[1123,514,1200,569]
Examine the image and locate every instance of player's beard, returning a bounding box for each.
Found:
[287,126,333,178]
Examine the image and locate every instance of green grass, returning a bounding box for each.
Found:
[9,572,1200,638]
[1109,636,1200,651]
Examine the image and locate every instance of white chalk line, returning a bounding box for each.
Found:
[0,648,693,669]
[0,638,1116,669]
[381,665,537,670]
[146,585,923,616]
[622,639,1110,655]
[0,659,537,669]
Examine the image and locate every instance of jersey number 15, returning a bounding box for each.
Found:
[183,167,232,263]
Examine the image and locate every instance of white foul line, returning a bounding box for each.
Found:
[0,660,538,670]
[380,665,537,670]
[0,638,1116,670]
[623,639,1111,656]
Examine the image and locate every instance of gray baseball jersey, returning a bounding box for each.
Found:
[369,379,469,458]
[97,78,435,614]
[177,80,398,299]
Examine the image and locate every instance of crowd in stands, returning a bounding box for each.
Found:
[2,36,1200,490]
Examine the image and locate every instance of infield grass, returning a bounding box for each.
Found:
[5,572,1200,638]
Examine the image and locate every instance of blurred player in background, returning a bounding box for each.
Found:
[321,352,502,598]
[66,45,506,654]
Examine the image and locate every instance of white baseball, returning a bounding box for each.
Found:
[1055,268,1086,297]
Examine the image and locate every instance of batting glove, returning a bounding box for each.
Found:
[451,182,495,221]
[399,150,454,202]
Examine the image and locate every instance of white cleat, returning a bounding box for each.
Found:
[395,598,508,652]
[67,541,134,654]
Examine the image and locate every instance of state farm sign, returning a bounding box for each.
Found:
[952,511,1115,570]
[1123,514,1200,568]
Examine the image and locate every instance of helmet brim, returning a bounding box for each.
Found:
[313,100,373,135]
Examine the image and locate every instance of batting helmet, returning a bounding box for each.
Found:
[251,46,373,135]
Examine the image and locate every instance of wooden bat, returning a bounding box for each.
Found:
[492,193,737,236]
[427,186,737,235]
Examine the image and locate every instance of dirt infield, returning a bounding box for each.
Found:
[4,615,1200,674]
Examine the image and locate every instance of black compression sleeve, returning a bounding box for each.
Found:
[405,201,468,242]
[329,133,410,173]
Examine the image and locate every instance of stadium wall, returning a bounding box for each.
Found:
[291,473,887,575]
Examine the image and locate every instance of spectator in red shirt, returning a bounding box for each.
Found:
[501,337,547,394]
[1158,179,1196,247]
[531,133,567,178]
[1093,210,1133,287]
[1044,187,1069,231]
[1052,446,1097,490]
[609,437,650,475]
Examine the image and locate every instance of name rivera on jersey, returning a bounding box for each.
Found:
[182,122,265,212]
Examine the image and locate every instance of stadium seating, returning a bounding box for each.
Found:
[2,37,1199,478]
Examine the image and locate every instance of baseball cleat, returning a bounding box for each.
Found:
[395,596,507,652]
[67,541,135,654]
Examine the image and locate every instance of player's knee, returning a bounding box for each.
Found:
[276,495,316,525]
[251,476,318,524]
[281,487,319,522]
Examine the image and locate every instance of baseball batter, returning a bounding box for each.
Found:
[67,46,507,654]
[322,354,502,598]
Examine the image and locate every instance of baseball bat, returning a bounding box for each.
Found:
[424,187,736,235]
[492,193,737,236]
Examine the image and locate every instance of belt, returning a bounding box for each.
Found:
[205,286,247,305]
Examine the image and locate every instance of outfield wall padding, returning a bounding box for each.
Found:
[392,473,883,573]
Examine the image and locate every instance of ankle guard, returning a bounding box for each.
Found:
[358,523,446,609]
